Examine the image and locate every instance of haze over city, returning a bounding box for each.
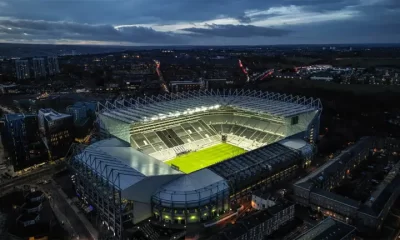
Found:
[0,0,400,45]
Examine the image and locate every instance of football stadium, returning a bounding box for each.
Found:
[67,89,322,239]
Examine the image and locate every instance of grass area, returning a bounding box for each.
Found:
[166,143,247,173]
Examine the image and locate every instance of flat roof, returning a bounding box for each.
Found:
[39,108,71,121]
[311,189,360,208]
[295,218,355,240]
[295,137,372,185]
[208,142,300,189]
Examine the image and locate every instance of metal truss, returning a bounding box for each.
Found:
[66,144,136,240]
[96,89,323,124]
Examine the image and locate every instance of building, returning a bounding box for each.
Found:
[1,114,45,170]
[310,76,334,82]
[0,84,18,94]
[32,58,47,79]
[295,218,356,240]
[209,202,295,240]
[293,137,400,229]
[38,109,73,160]
[169,80,204,93]
[15,60,30,80]
[66,101,97,124]
[47,56,60,75]
[69,90,322,239]
[251,192,278,210]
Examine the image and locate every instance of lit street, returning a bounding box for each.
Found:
[40,182,96,240]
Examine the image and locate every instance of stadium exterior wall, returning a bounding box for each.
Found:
[151,169,231,224]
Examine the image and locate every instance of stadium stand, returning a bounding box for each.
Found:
[82,89,322,239]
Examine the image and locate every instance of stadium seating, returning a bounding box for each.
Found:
[129,111,286,161]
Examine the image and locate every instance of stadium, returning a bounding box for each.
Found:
[67,89,322,239]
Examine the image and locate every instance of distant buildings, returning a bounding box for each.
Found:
[310,75,334,82]
[47,56,60,75]
[15,60,30,80]
[1,114,45,170]
[169,80,204,93]
[13,56,60,81]
[38,109,73,160]
[32,58,47,79]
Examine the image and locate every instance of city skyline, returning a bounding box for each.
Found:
[0,0,399,46]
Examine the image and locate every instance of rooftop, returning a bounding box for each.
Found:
[39,108,71,121]
[295,218,355,240]
[208,142,301,190]
[295,137,373,185]
[4,113,36,122]
[215,202,294,240]
[75,138,183,191]
[153,168,229,204]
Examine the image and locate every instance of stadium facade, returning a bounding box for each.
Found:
[67,89,322,239]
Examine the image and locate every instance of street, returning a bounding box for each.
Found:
[40,181,96,240]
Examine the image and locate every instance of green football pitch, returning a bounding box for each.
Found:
[165,143,247,173]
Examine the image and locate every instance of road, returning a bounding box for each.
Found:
[0,105,15,114]
[41,182,95,240]
[0,164,65,196]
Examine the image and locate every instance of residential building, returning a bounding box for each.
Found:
[209,202,295,240]
[293,137,400,229]
[38,109,73,160]
[32,58,47,78]
[295,218,356,240]
[15,60,30,80]
[66,101,96,124]
[47,56,60,75]
[169,80,204,93]
[1,114,46,170]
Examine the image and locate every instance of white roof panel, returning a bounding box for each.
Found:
[98,90,322,124]
[75,138,182,190]
[153,168,229,204]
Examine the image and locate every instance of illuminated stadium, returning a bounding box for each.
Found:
[67,89,322,239]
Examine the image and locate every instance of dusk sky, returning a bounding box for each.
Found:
[0,0,399,45]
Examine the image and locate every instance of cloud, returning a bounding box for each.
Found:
[0,19,186,44]
[237,15,252,24]
[0,0,399,45]
[182,24,291,38]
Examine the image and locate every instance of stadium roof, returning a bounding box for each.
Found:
[73,138,183,191]
[208,142,301,190]
[98,89,322,124]
[152,168,229,207]
[279,139,313,157]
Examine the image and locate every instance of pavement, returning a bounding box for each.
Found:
[40,181,98,240]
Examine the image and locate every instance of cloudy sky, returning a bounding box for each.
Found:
[0,0,399,45]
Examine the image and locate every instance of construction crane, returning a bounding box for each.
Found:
[154,60,169,93]
[238,59,250,82]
